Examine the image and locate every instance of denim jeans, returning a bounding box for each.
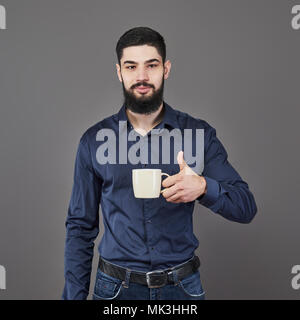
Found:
[92,266,206,300]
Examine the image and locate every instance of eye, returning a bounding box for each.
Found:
[126,64,158,70]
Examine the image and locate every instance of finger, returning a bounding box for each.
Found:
[161,183,179,199]
[172,199,182,203]
[166,190,184,202]
[177,150,188,171]
[162,173,179,188]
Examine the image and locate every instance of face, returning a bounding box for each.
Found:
[116,45,171,114]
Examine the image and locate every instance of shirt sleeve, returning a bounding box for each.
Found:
[197,122,257,223]
[62,134,102,300]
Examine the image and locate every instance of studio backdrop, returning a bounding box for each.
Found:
[0,0,299,299]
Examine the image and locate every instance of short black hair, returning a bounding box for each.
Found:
[116,26,166,66]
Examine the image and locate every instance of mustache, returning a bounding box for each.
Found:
[132,82,154,89]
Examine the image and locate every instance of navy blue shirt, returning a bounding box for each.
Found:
[62,101,257,299]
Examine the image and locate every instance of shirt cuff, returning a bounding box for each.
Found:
[61,281,89,300]
[197,176,220,207]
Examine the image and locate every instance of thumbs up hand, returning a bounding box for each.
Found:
[161,151,207,203]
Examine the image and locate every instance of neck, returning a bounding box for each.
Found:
[126,101,164,135]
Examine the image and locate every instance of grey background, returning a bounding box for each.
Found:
[0,0,299,300]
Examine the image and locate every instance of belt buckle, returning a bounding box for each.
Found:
[146,269,167,288]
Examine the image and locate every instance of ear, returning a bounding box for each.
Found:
[163,60,171,80]
[116,63,122,83]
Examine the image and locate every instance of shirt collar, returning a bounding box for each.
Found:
[116,100,179,129]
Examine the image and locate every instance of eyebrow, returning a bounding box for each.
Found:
[123,58,160,65]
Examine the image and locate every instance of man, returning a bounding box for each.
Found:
[62,26,257,300]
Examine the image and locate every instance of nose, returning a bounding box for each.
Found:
[136,67,149,82]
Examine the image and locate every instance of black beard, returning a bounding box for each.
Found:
[121,77,164,115]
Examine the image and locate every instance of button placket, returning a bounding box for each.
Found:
[141,135,148,167]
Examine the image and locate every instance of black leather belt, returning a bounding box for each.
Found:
[98,255,200,288]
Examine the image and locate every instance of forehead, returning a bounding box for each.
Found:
[121,45,161,63]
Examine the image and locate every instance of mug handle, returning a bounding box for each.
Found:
[160,172,170,194]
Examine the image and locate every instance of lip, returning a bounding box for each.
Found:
[135,86,151,93]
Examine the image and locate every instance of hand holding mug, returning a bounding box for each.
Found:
[161,151,207,203]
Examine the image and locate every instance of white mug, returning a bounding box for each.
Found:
[132,169,170,198]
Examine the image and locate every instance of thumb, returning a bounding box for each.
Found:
[177,150,188,171]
